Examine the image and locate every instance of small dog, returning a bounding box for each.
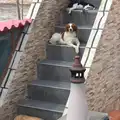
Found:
[49,23,80,54]
[14,115,42,120]
[68,1,95,14]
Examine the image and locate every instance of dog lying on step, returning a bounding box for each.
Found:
[14,115,43,120]
[68,1,96,14]
[49,23,80,54]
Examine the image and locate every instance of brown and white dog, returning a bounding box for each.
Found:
[49,23,80,53]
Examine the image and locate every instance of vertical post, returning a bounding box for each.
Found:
[21,0,24,19]
[67,55,89,120]
[16,0,21,20]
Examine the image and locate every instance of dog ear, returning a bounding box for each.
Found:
[72,23,78,32]
[65,24,70,32]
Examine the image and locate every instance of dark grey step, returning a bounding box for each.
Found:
[55,25,91,43]
[18,100,65,120]
[37,60,73,81]
[46,43,85,62]
[58,9,98,27]
[28,80,70,104]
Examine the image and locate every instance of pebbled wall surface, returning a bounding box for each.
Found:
[87,0,120,113]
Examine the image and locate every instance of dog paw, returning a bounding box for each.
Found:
[75,48,79,54]
[68,10,72,14]
[48,40,52,44]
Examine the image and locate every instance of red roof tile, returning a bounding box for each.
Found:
[0,19,32,32]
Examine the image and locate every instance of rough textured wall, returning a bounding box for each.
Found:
[0,0,32,4]
[0,4,29,21]
[87,0,120,113]
[0,0,69,120]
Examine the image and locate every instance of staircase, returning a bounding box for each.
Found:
[17,0,102,120]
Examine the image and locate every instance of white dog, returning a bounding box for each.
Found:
[49,23,80,54]
[68,1,96,14]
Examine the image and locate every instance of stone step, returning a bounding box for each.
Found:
[28,80,70,105]
[37,60,73,81]
[46,43,85,62]
[58,9,98,27]
[55,25,92,43]
[18,100,65,120]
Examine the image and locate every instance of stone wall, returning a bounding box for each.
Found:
[0,0,69,120]
[0,0,32,4]
[87,0,120,113]
[0,4,30,21]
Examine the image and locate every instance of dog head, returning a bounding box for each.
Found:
[65,23,78,33]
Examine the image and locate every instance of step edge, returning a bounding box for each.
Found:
[46,43,86,48]
[66,8,98,13]
[18,101,65,113]
[39,60,73,67]
[18,104,64,113]
[28,83,70,91]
